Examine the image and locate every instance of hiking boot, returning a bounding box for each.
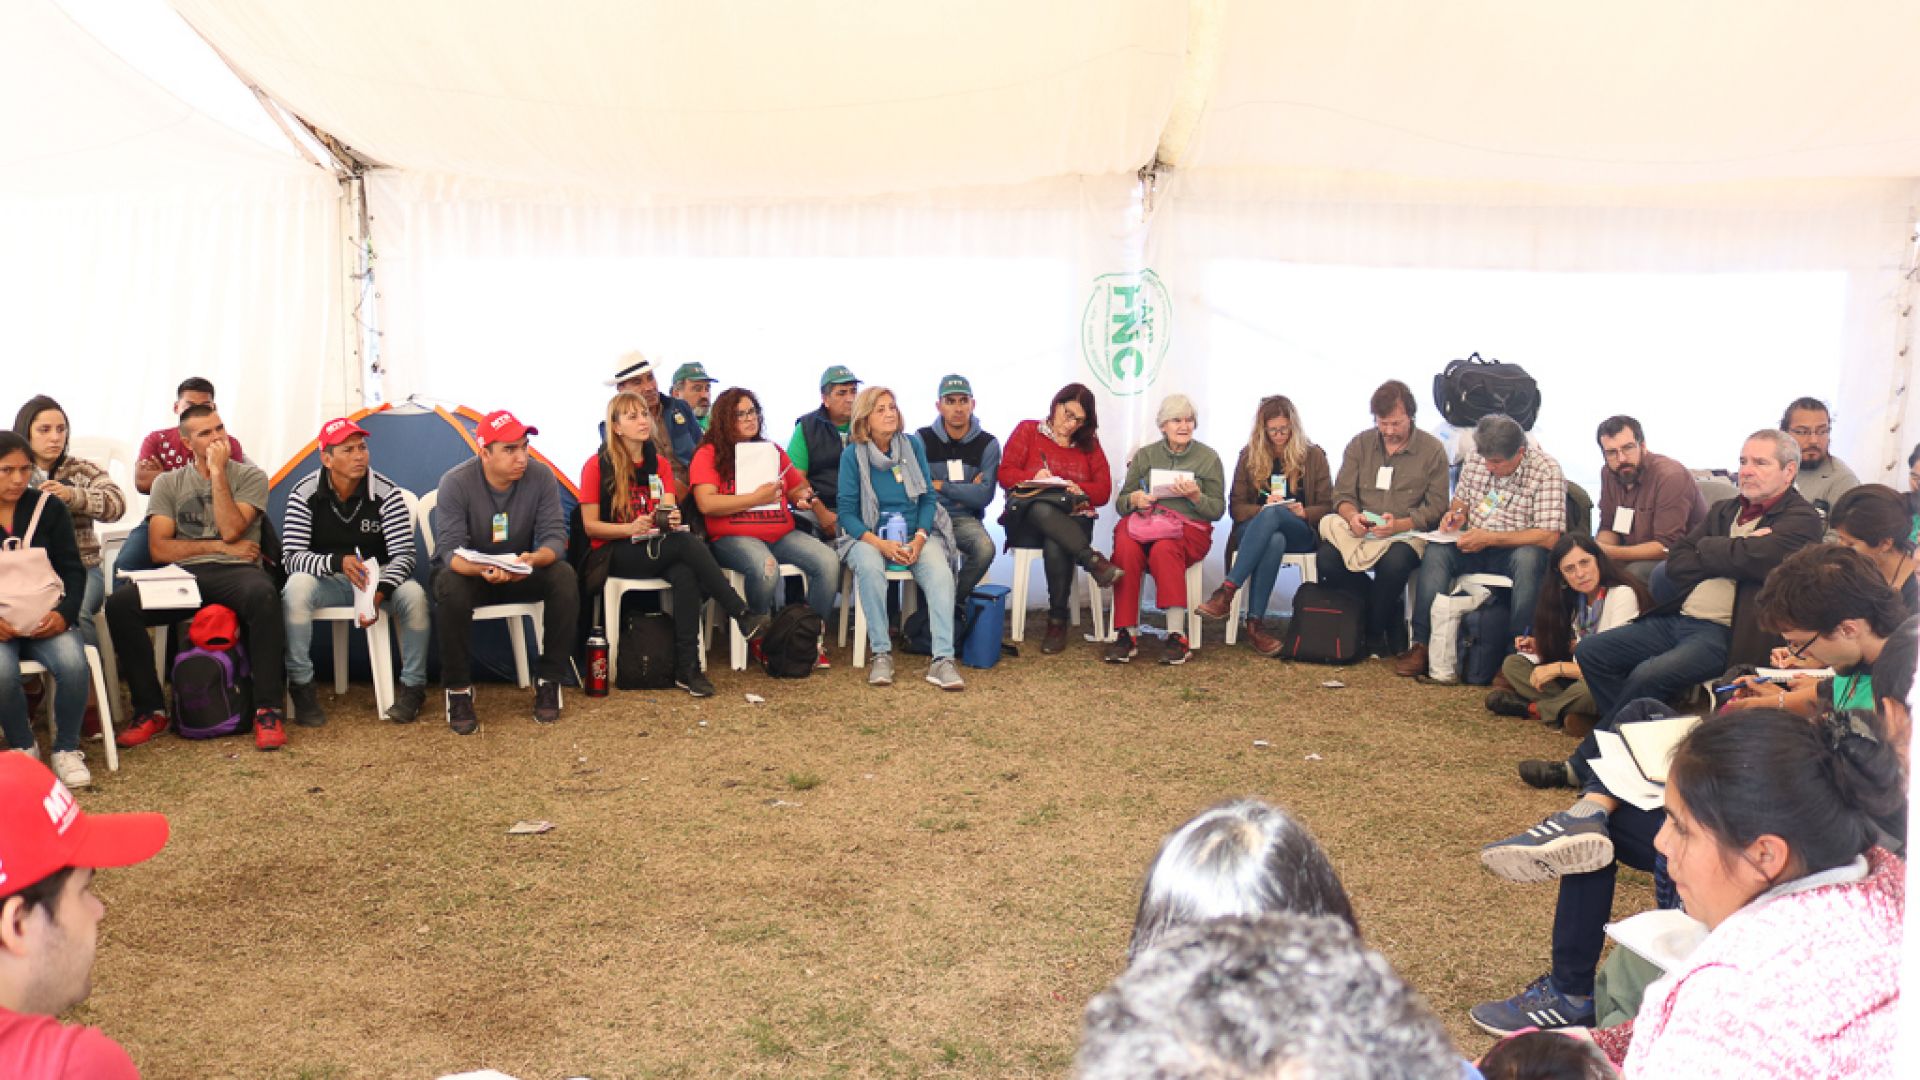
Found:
[1084,552,1123,588]
[253,708,287,751]
[50,750,91,789]
[1469,974,1594,1037]
[117,711,169,748]
[868,651,895,687]
[288,681,328,728]
[384,683,428,724]
[1484,689,1532,718]
[734,610,771,643]
[1391,642,1428,677]
[533,679,562,724]
[1103,630,1138,664]
[1518,758,1578,790]
[1159,632,1191,666]
[1245,619,1284,657]
[1194,581,1237,620]
[1041,618,1069,655]
[446,689,479,736]
[1481,811,1614,884]
[926,656,965,691]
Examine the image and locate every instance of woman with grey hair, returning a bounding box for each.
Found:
[1128,798,1357,961]
[1105,394,1225,666]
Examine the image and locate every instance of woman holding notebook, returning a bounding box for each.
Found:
[1104,394,1225,667]
[1484,534,1651,733]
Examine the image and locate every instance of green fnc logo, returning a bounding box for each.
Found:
[1081,269,1170,397]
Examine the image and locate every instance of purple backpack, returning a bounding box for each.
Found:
[170,642,254,739]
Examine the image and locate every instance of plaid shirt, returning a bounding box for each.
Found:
[1453,445,1565,532]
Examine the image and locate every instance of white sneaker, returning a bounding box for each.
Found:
[868,652,895,686]
[926,657,966,692]
[51,750,91,789]
[15,745,42,762]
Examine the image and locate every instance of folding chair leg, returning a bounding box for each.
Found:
[331,622,351,695]
[85,646,117,772]
[507,618,532,688]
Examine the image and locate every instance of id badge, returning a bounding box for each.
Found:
[946,459,965,483]
[1612,507,1635,534]
[892,465,905,485]
[491,512,509,544]
[1374,466,1393,490]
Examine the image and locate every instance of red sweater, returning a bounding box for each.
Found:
[998,420,1112,507]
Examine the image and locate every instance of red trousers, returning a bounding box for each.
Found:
[1112,520,1213,629]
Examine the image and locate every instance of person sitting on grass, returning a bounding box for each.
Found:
[0,751,169,1079]
[834,387,963,692]
[0,433,92,788]
[1126,798,1357,962]
[1485,534,1649,734]
[1195,395,1333,655]
[1106,394,1225,667]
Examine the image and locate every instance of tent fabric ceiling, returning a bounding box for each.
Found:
[166,0,1187,201]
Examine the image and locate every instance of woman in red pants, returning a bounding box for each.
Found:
[1105,395,1225,666]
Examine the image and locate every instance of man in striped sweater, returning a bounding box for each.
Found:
[280,418,432,725]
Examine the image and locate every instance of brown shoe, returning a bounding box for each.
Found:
[1195,581,1237,620]
[1041,618,1069,655]
[1490,671,1516,692]
[1391,642,1429,677]
[1085,552,1123,588]
[1561,712,1597,740]
[1245,619,1284,657]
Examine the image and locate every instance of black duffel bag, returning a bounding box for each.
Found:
[1433,352,1541,430]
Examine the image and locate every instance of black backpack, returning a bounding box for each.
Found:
[1433,352,1541,430]
[615,611,677,690]
[760,603,823,679]
[1279,584,1365,664]
[1457,597,1512,686]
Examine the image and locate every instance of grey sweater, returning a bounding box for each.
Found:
[432,457,568,567]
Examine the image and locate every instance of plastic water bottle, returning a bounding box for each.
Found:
[882,513,908,545]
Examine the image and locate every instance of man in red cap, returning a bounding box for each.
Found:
[280,418,433,726]
[431,410,578,734]
[0,753,168,1077]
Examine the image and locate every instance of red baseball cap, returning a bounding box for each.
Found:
[0,754,169,894]
[189,604,240,650]
[478,410,538,447]
[317,417,369,448]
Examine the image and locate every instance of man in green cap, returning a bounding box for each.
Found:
[788,365,860,539]
[670,361,716,431]
[916,374,1001,611]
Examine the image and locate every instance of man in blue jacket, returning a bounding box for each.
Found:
[915,375,1001,613]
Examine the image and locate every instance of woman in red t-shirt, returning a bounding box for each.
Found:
[580,393,763,697]
[997,382,1122,655]
[689,389,841,646]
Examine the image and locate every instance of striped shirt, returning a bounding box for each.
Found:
[281,468,416,596]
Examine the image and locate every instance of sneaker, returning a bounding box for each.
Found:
[1041,618,1069,655]
[1103,630,1138,664]
[288,681,328,728]
[384,683,429,724]
[1159,632,1190,666]
[676,668,716,698]
[926,656,965,691]
[446,689,479,736]
[1194,581,1237,620]
[1484,689,1532,718]
[1245,619,1284,657]
[1469,974,1595,1037]
[734,611,771,643]
[533,679,562,724]
[117,711,169,748]
[815,640,832,670]
[1519,758,1578,790]
[253,708,287,751]
[1480,810,1615,884]
[14,745,41,761]
[1084,552,1123,588]
[868,651,895,687]
[50,750,91,789]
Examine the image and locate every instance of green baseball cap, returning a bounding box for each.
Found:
[671,361,712,385]
[819,365,860,390]
[938,374,972,398]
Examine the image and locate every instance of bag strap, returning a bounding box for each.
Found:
[15,491,50,547]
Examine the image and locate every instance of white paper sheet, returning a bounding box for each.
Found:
[116,565,202,609]
[1591,729,1667,811]
[354,557,380,623]
[1606,908,1708,971]
[1148,468,1194,499]
[453,548,532,575]
[735,442,779,509]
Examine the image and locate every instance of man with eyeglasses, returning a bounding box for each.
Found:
[1593,415,1706,583]
[1781,397,1859,516]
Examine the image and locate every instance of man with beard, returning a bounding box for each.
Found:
[1782,397,1859,516]
[606,353,702,471]
[670,362,716,431]
[1592,415,1706,582]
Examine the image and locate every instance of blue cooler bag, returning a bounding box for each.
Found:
[961,585,1009,669]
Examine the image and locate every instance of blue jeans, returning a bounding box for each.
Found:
[115,519,155,572]
[1549,799,1665,999]
[711,531,839,622]
[0,629,88,753]
[948,514,997,607]
[1227,505,1316,621]
[1411,542,1551,642]
[78,565,104,648]
[844,537,958,658]
[283,573,433,689]
[1574,615,1730,726]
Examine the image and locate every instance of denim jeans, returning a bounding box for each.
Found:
[844,537,957,657]
[0,629,89,753]
[283,572,433,689]
[1574,615,1730,725]
[1227,505,1316,621]
[947,514,997,606]
[78,565,104,648]
[711,530,839,622]
[1411,542,1551,642]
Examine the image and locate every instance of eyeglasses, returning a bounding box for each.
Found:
[1265,426,1292,438]
[1784,633,1818,659]
[1787,426,1832,438]
[737,407,761,419]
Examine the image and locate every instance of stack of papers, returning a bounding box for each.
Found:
[1589,714,1701,810]
[454,549,532,576]
[1410,530,1464,544]
[354,558,380,622]
[116,565,201,609]
[734,442,781,510]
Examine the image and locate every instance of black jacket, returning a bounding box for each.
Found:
[1652,486,1824,667]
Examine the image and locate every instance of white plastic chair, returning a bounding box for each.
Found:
[716,564,811,671]
[68,436,141,558]
[292,487,418,719]
[419,490,543,688]
[845,566,920,668]
[1006,548,1107,644]
[20,646,119,773]
[1224,552,1317,645]
[605,576,706,677]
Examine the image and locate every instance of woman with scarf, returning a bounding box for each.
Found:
[834,387,963,692]
[1484,533,1650,732]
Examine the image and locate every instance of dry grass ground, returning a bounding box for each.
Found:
[69,622,1652,1079]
